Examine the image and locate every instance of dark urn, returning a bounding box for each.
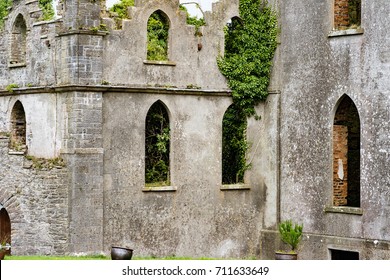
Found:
[111,246,133,260]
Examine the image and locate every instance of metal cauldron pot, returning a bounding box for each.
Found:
[111,246,133,260]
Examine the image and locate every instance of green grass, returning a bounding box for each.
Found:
[4,255,220,260]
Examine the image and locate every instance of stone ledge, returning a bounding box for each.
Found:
[8,63,27,68]
[60,148,104,155]
[57,30,108,37]
[324,206,363,215]
[142,186,177,192]
[143,60,176,66]
[328,28,364,37]
[220,184,251,191]
[0,85,232,97]
[8,151,25,156]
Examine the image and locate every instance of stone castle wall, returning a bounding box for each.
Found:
[0,0,389,259]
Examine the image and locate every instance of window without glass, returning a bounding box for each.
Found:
[10,14,27,65]
[332,95,360,207]
[334,0,361,30]
[145,101,170,186]
[146,10,169,61]
[10,101,26,150]
[222,104,248,184]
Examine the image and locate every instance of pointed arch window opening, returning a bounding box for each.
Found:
[146,10,170,62]
[332,95,361,208]
[222,104,248,185]
[10,101,27,152]
[145,100,171,187]
[9,14,27,66]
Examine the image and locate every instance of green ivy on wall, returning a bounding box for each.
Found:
[218,0,278,118]
[218,0,278,183]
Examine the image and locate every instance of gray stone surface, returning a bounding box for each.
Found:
[0,0,388,259]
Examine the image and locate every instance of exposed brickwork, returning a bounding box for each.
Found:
[334,0,350,29]
[334,0,361,29]
[9,14,27,65]
[333,125,348,206]
[10,101,26,148]
[0,137,69,255]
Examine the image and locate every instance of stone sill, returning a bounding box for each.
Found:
[143,60,176,66]
[33,18,62,27]
[142,186,177,192]
[57,30,108,37]
[8,151,25,155]
[328,28,364,38]
[324,206,363,215]
[220,184,251,191]
[8,63,26,68]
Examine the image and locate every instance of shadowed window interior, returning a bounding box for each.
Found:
[145,100,170,186]
[10,100,26,151]
[10,14,27,65]
[222,104,248,184]
[334,0,361,30]
[333,95,360,207]
[330,249,359,260]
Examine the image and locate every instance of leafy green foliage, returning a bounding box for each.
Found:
[348,0,361,27]
[145,102,170,185]
[39,0,55,21]
[147,11,169,61]
[179,5,205,35]
[278,220,303,252]
[5,83,19,93]
[0,0,12,29]
[217,0,278,117]
[222,104,249,184]
[109,0,134,19]
[218,1,278,183]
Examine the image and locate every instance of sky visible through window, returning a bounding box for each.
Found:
[106,0,220,17]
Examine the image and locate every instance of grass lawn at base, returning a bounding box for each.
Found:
[4,255,221,260]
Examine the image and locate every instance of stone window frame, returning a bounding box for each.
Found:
[8,13,28,68]
[329,0,364,37]
[220,103,251,191]
[143,9,176,66]
[9,100,27,153]
[142,99,176,192]
[326,94,362,215]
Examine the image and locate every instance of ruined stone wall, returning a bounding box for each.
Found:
[0,136,69,255]
[101,0,239,90]
[102,90,279,258]
[273,0,390,259]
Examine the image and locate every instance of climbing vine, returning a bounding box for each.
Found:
[217,0,278,117]
[222,104,249,184]
[218,0,278,183]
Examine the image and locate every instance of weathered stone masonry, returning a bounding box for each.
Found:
[0,0,389,259]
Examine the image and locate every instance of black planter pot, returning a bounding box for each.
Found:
[111,246,133,260]
[275,252,298,260]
